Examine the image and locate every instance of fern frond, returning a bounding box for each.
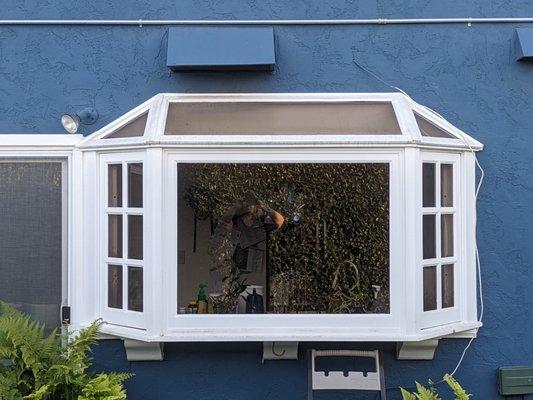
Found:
[443,374,471,400]
[77,373,132,400]
[400,387,417,400]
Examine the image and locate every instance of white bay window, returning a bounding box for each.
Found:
[0,94,483,354]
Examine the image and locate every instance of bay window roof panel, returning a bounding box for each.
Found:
[164,101,402,135]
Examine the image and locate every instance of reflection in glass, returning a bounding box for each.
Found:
[422,163,436,207]
[177,163,390,315]
[128,267,143,312]
[108,215,123,258]
[423,214,436,259]
[108,164,122,207]
[128,163,143,208]
[442,264,454,308]
[423,266,437,311]
[441,164,453,207]
[108,265,123,309]
[128,215,143,260]
[441,214,454,258]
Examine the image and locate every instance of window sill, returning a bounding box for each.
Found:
[94,321,481,343]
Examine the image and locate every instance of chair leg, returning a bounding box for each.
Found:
[307,350,313,400]
[379,350,387,400]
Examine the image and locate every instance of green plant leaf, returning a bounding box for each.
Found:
[443,374,471,400]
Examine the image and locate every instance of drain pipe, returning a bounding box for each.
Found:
[0,17,532,26]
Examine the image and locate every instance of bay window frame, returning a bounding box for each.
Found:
[0,93,483,344]
[161,148,405,341]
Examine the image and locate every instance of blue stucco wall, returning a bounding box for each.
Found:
[2,1,533,399]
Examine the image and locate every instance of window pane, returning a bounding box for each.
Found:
[108,215,123,258]
[0,162,62,331]
[441,214,454,258]
[128,215,143,260]
[422,163,436,207]
[423,266,437,311]
[104,112,148,138]
[441,164,453,207]
[415,113,456,138]
[108,265,123,309]
[108,164,122,207]
[423,214,436,259]
[128,267,143,312]
[165,102,402,135]
[442,264,454,308]
[128,163,143,208]
[177,163,390,315]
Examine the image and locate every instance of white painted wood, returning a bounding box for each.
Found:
[418,152,463,329]
[123,339,164,361]
[164,149,403,336]
[98,152,147,329]
[0,93,483,344]
[396,340,439,360]
[262,342,299,361]
[311,350,381,391]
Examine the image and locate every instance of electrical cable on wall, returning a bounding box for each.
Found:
[352,55,485,382]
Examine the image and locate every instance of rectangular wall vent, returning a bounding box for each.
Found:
[514,28,533,61]
[166,27,276,71]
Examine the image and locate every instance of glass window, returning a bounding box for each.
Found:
[415,113,456,139]
[104,159,144,316]
[108,164,122,207]
[108,215,123,258]
[423,215,436,259]
[128,215,143,260]
[423,163,436,208]
[104,112,148,139]
[441,214,454,258]
[423,266,437,311]
[165,102,402,135]
[128,163,143,208]
[441,164,453,207]
[0,162,63,331]
[421,159,457,316]
[442,264,454,308]
[128,267,143,312]
[177,163,390,315]
[108,265,123,309]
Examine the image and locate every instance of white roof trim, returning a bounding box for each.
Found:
[72,93,484,151]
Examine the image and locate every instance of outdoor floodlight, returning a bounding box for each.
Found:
[61,108,99,134]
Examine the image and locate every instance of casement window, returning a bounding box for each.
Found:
[100,154,146,328]
[0,94,483,347]
[419,153,461,329]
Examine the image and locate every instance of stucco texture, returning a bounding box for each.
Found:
[1,1,533,399]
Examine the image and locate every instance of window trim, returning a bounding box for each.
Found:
[99,152,147,329]
[418,152,462,329]
[161,148,404,340]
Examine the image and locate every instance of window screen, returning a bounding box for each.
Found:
[0,162,63,330]
[165,102,402,135]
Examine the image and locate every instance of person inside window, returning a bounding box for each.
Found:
[209,195,284,293]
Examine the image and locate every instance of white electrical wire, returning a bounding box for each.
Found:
[352,58,485,379]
